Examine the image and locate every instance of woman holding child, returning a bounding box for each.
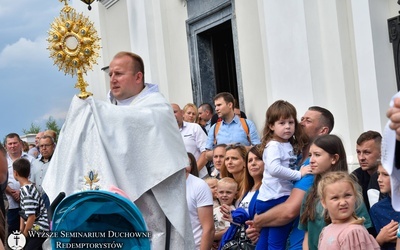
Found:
[234,145,264,219]
[219,145,264,248]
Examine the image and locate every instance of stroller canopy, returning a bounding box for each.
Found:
[51,190,150,250]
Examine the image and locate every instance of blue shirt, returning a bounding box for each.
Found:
[205,115,260,149]
[288,158,314,250]
[370,197,400,250]
[293,158,313,191]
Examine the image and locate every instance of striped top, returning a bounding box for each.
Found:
[20,183,49,231]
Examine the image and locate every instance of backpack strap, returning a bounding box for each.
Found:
[214,118,251,145]
[239,118,250,144]
[213,120,222,145]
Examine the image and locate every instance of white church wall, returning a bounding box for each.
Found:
[74,0,400,168]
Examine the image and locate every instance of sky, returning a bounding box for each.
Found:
[0,0,80,141]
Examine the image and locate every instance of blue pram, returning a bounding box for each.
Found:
[48,191,150,250]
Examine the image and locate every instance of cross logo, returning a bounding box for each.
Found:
[7,231,26,250]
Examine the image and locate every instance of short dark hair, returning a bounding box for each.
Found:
[4,133,21,145]
[214,143,227,151]
[199,103,214,114]
[356,130,382,146]
[13,158,30,178]
[308,106,334,133]
[214,92,235,108]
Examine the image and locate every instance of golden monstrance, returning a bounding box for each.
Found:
[47,0,101,99]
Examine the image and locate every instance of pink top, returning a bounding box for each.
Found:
[318,222,380,250]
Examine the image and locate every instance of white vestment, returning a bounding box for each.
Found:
[42,84,195,249]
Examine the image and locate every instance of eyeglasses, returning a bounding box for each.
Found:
[39,144,54,149]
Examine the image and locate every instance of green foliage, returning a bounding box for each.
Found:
[46,116,61,136]
[22,123,41,135]
[22,116,62,139]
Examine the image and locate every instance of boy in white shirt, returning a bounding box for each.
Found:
[213,177,237,249]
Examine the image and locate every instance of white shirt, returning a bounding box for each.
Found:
[186,174,213,249]
[30,157,51,194]
[180,121,208,178]
[258,140,299,201]
[238,190,256,215]
[6,152,34,209]
[214,205,234,232]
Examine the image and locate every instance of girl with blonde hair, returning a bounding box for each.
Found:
[317,171,379,249]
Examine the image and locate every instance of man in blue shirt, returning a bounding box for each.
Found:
[205,92,260,160]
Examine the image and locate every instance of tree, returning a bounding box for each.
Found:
[22,116,62,140]
[46,116,61,136]
[22,123,41,135]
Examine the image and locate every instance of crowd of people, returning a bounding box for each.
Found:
[174,90,400,249]
[1,50,400,250]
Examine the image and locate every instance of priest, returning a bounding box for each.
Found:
[43,52,194,249]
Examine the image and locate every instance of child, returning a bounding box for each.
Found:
[370,163,400,249]
[13,158,49,249]
[299,134,373,250]
[213,177,237,249]
[205,177,220,208]
[256,100,310,249]
[318,171,379,249]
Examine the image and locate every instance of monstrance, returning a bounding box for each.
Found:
[47,0,101,99]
